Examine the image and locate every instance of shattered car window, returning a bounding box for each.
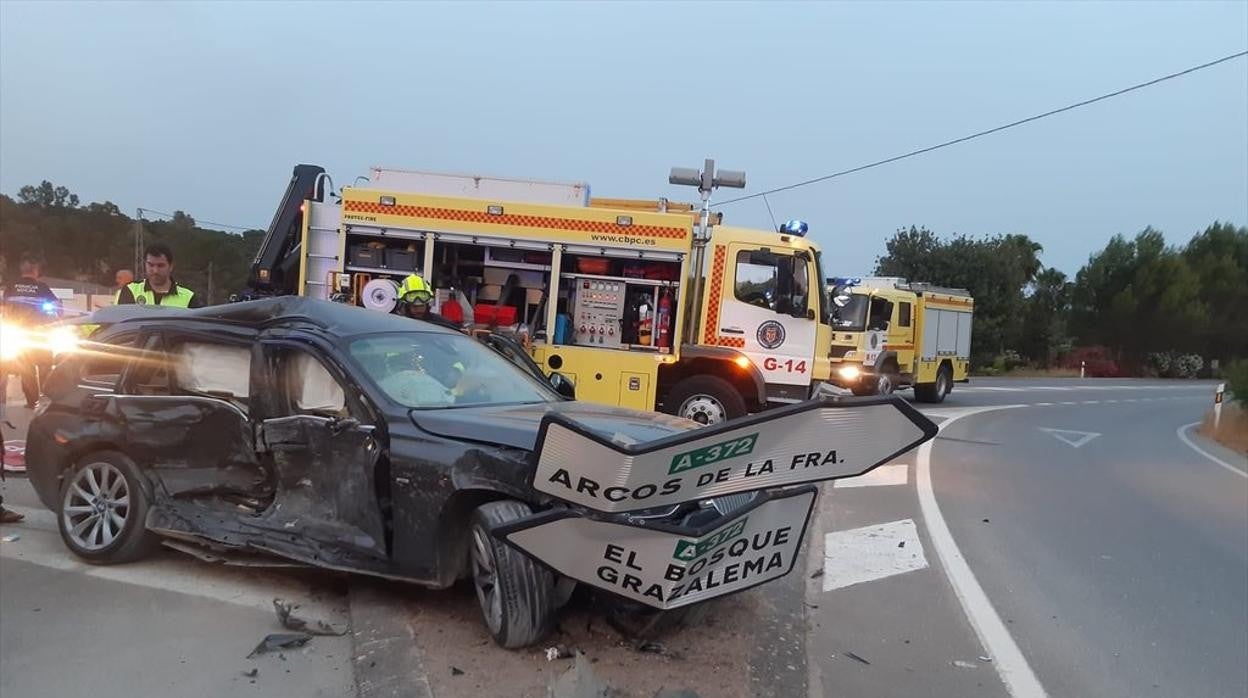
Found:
[287,352,347,415]
[174,342,251,399]
[350,333,558,410]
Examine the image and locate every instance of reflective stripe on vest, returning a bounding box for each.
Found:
[127,281,194,308]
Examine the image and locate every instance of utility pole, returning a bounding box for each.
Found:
[668,158,746,344]
[134,208,147,275]
[207,260,215,305]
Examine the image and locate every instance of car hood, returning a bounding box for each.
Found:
[410,401,696,452]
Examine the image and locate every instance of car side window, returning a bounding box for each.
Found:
[282,350,348,418]
[898,302,912,328]
[172,341,251,408]
[80,334,138,389]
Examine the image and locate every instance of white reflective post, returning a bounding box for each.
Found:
[1214,383,1225,430]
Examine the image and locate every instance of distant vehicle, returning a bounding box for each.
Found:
[25,297,842,648]
[825,277,974,402]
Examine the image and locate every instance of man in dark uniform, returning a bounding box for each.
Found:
[2,254,60,408]
[115,243,204,308]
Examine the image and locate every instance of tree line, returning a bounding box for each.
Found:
[1,181,263,305]
[875,221,1247,376]
[3,180,1244,377]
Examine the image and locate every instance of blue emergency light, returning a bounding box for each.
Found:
[41,301,57,315]
[779,220,808,237]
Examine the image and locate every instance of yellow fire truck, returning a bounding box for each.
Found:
[245,164,840,424]
[825,277,973,403]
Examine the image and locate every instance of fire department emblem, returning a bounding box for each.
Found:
[135,295,147,305]
[757,320,786,349]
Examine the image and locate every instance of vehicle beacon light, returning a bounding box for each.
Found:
[733,355,751,369]
[779,220,809,237]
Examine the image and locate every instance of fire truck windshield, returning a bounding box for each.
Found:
[829,293,869,331]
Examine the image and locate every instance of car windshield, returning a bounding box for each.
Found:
[349,332,558,410]
[829,293,869,331]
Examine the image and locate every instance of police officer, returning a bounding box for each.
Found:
[1,254,61,408]
[396,274,462,332]
[116,243,204,308]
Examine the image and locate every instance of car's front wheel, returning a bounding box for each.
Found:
[469,500,556,649]
[57,451,159,564]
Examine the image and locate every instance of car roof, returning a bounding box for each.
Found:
[79,296,459,338]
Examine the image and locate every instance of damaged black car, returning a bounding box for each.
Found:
[26,297,793,648]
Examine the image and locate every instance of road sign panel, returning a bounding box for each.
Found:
[530,396,937,514]
[495,487,817,610]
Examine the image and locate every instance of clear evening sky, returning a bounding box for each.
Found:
[2,1,1245,277]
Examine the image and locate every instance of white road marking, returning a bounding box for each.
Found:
[822,519,928,592]
[1038,427,1101,448]
[1084,400,1101,405]
[917,405,1048,697]
[1035,402,1054,406]
[1177,423,1248,479]
[0,505,347,620]
[1059,401,1079,405]
[834,464,909,488]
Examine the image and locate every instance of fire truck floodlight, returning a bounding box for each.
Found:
[669,168,702,187]
[712,170,747,189]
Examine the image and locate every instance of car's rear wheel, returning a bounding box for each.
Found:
[469,500,556,649]
[57,451,159,564]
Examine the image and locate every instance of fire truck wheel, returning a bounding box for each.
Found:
[914,364,952,403]
[875,361,899,396]
[667,375,747,426]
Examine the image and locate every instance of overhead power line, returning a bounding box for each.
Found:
[715,49,1248,207]
[138,207,259,231]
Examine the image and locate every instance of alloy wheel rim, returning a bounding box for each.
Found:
[62,462,129,551]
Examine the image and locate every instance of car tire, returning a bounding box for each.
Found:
[469,500,556,649]
[915,364,952,404]
[665,375,747,426]
[57,450,160,565]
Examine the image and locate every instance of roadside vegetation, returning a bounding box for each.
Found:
[876,222,1247,379]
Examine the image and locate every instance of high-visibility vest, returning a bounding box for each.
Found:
[124,281,195,308]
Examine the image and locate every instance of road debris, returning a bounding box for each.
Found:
[951,660,978,669]
[272,598,346,636]
[1,534,20,543]
[810,569,825,579]
[545,645,577,661]
[241,668,258,678]
[981,518,990,523]
[978,655,993,663]
[247,633,311,658]
[549,652,612,698]
[845,651,871,666]
[633,640,684,660]
[451,666,465,676]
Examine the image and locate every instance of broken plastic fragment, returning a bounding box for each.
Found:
[247,633,311,658]
[273,598,346,636]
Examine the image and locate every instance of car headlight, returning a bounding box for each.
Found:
[837,365,862,381]
[46,326,80,355]
[0,322,28,361]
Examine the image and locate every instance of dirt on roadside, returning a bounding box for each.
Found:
[409,583,758,698]
[1200,403,1248,455]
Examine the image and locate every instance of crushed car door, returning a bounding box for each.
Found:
[253,339,389,564]
[113,330,268,501]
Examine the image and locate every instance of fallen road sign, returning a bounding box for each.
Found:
[495,486,817,610]
[530,396,937,513]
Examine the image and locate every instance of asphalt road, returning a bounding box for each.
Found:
[807,378,1244,698]
[3,377,1242,698]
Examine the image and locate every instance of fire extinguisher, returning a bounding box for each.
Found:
[657,289,672,349]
